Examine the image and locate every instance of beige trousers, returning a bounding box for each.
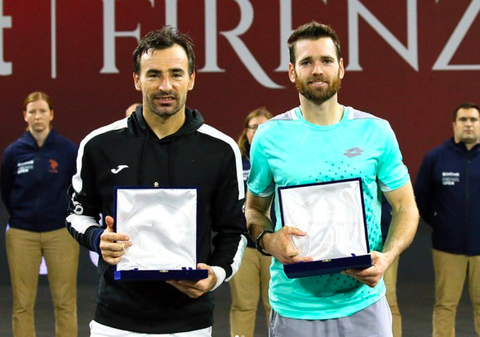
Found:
[6,227,79,337]
[432,249,480,337]
[229,247,271,337]
[384,257,402,337]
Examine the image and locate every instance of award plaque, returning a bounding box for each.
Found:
[113,187,208,281]
[278,178,372,278]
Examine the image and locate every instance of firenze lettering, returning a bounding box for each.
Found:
[1,0,480,87]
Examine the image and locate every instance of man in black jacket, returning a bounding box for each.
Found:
[415,102,480,337]
[66,26,247,336]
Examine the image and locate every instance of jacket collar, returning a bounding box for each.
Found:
[21,129,57,149]
[129,105,204,141]
[448,137,480,153]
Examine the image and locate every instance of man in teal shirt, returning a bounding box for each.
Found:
[245,21,419,337]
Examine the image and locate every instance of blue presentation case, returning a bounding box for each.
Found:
[112,186,208,281]
[278,178,372,279]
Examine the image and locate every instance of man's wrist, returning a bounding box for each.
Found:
[210,266,225,291]
[255,229,274,256]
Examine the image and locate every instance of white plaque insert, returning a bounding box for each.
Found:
[115,188,197,271]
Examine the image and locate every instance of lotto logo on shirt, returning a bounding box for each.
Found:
[442,172,460,185]
[16,160,34,174]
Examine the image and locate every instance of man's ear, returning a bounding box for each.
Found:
[288,63,296,83]
[338,58,345,79]
[188,71,196,91]
[133,72,141,91]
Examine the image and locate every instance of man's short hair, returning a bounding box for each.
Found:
[288,21,341,65]
[453,102,480,121]
[133,26,195,76]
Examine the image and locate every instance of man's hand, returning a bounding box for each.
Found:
[263,226,314,264]
[341,251,391,287]
[342,182,418,288]
[99,215,132,265]
[166,263,218,298]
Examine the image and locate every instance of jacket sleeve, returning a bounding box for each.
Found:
[414,152,435,226]
[66,139,104,254]
[1,146,14,213]
[68,142,79,179]
[209,143,247,281]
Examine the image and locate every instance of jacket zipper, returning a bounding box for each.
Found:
[465,154,471,251]
[34,147,44,229]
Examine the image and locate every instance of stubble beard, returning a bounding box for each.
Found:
[145,91,186,119]
[295,71,342,105]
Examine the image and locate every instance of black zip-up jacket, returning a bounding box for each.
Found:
[1,130,77,232]
[414,138,480,255]
[66,107,246,333]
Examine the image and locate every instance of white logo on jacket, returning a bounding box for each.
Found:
[111,165,129,174]
[442,171,460,185]
[17,160,34,174]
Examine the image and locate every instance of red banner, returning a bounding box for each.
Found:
[2,0,480,178]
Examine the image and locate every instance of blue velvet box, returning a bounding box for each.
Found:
[278,178,372,279]
[113,186,208,281]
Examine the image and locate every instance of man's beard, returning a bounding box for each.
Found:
[295,71,342,105]
[145,91,185,119]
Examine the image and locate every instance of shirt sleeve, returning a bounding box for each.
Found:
[247,127,275,197]
[1,146,14,212]
[209,142,247,280]
[377,122,410,192]
[66,138,104,253]
[68,142,79,179]
[414,151,435,226]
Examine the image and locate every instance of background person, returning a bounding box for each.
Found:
[1,91,79,337]
[381,195,402,337]
[125,103,141,117]
[414,102,480,337]
[230,107,273,337]
[245,21,418,337]
[66,26,246,336]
